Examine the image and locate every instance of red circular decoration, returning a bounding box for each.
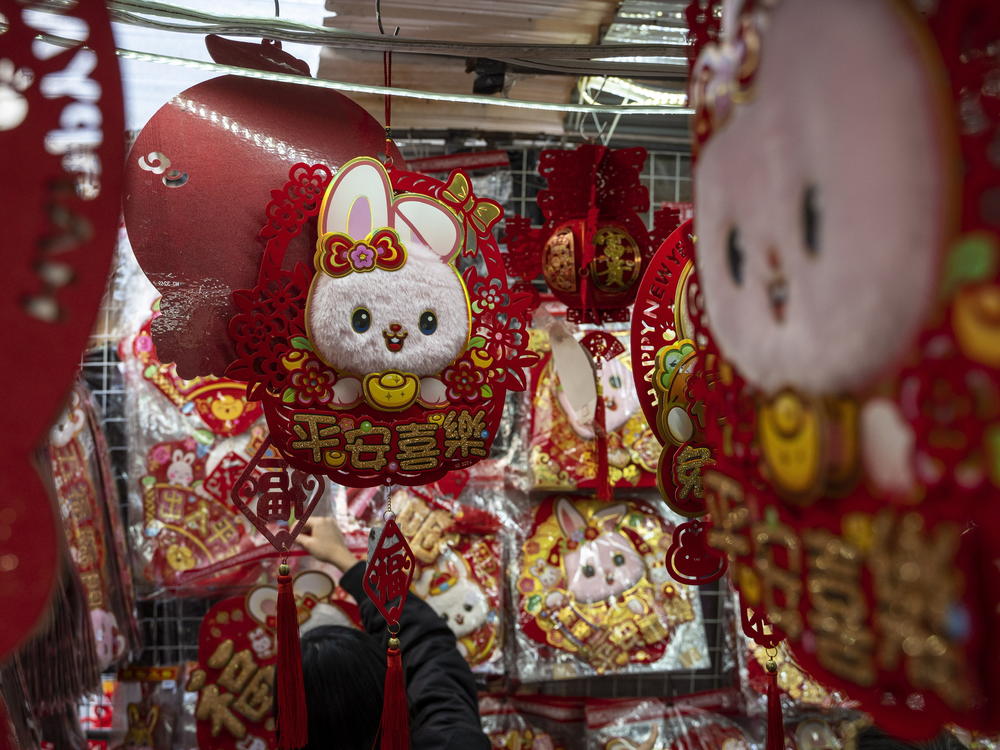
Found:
[1,0,124,659]
[123,76,404,379]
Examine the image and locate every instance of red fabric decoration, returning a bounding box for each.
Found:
[0,0,123,661]
[276,569,307,750]
[766,665,784,750]
[380,646,409,750]
[640,0,1000,736]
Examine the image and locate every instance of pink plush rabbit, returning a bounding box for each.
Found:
[554,498,644,604]
[306,157,470,408]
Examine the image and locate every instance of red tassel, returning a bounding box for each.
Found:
[379,642,410,750]
[766,661,784,750]
[276,566,308,750]
[594,377,611,501]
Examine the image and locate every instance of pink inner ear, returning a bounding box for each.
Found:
[557,502,582,535]
[349,196,372,239]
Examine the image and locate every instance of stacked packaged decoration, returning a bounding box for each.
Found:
[348,480,508,676]
[121,301,279,597]
[490,144,717,697]
[628,0,1000,745]
[479,694,583,749]
[0,380,139,749]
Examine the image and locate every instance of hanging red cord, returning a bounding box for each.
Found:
[383,50,393,166]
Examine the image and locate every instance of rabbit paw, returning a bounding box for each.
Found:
[544,591,566,609]
[419,377,448,407]
[330,377,362,406]
[862,397,916,494]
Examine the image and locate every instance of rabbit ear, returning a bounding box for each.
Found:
[127,704,140,726]
[592,503,627,532]
[145,706,160,729]
[441,548,465,579]
[555,498,586,537]
[321,158,392,238]
[394,195,462,260]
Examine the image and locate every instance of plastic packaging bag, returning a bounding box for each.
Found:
[511,493,708,682]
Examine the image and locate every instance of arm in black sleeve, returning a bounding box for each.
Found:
[339,562,490,750]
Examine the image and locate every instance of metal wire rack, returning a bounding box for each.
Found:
[83,144,736,698]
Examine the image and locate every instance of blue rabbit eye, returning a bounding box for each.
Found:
[582,564,596,578]
[351,307,371,333]
[419,310,437,335]
[613,553,625,566]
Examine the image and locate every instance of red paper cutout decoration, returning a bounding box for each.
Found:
[364,518,417,627]
[231,439,324,556]
[629,220,727,585]
[226,157,536,486]
[664,0,1000,738]
[0,0,124,660]
[505,145,652,323]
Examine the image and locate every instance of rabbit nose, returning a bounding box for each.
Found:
[605,572,615,585]
[389,322,402,333]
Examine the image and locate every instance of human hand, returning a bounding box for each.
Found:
[298,516,359,572]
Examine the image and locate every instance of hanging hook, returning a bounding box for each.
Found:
[375,0,400,36]
[273,0,280,18]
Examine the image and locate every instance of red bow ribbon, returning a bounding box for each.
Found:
[315,228,406,277]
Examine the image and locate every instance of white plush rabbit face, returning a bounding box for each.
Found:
[420,550,489,638]
[693,0,951,397]
[430,576,489,638]
[307,158,471,378]
[556,499,644,604]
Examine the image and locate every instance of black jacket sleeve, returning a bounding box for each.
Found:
[339,561,490,750]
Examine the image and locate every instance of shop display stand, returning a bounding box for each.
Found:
[82,144,734,700]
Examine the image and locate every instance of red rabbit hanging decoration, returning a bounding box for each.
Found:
[227,157,536,486]
[628,0,1000,740]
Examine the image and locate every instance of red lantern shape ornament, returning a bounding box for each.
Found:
[669,0,1000,739]
[506,145,651,323]
[0,0,124,660]
[227,156,536,487]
